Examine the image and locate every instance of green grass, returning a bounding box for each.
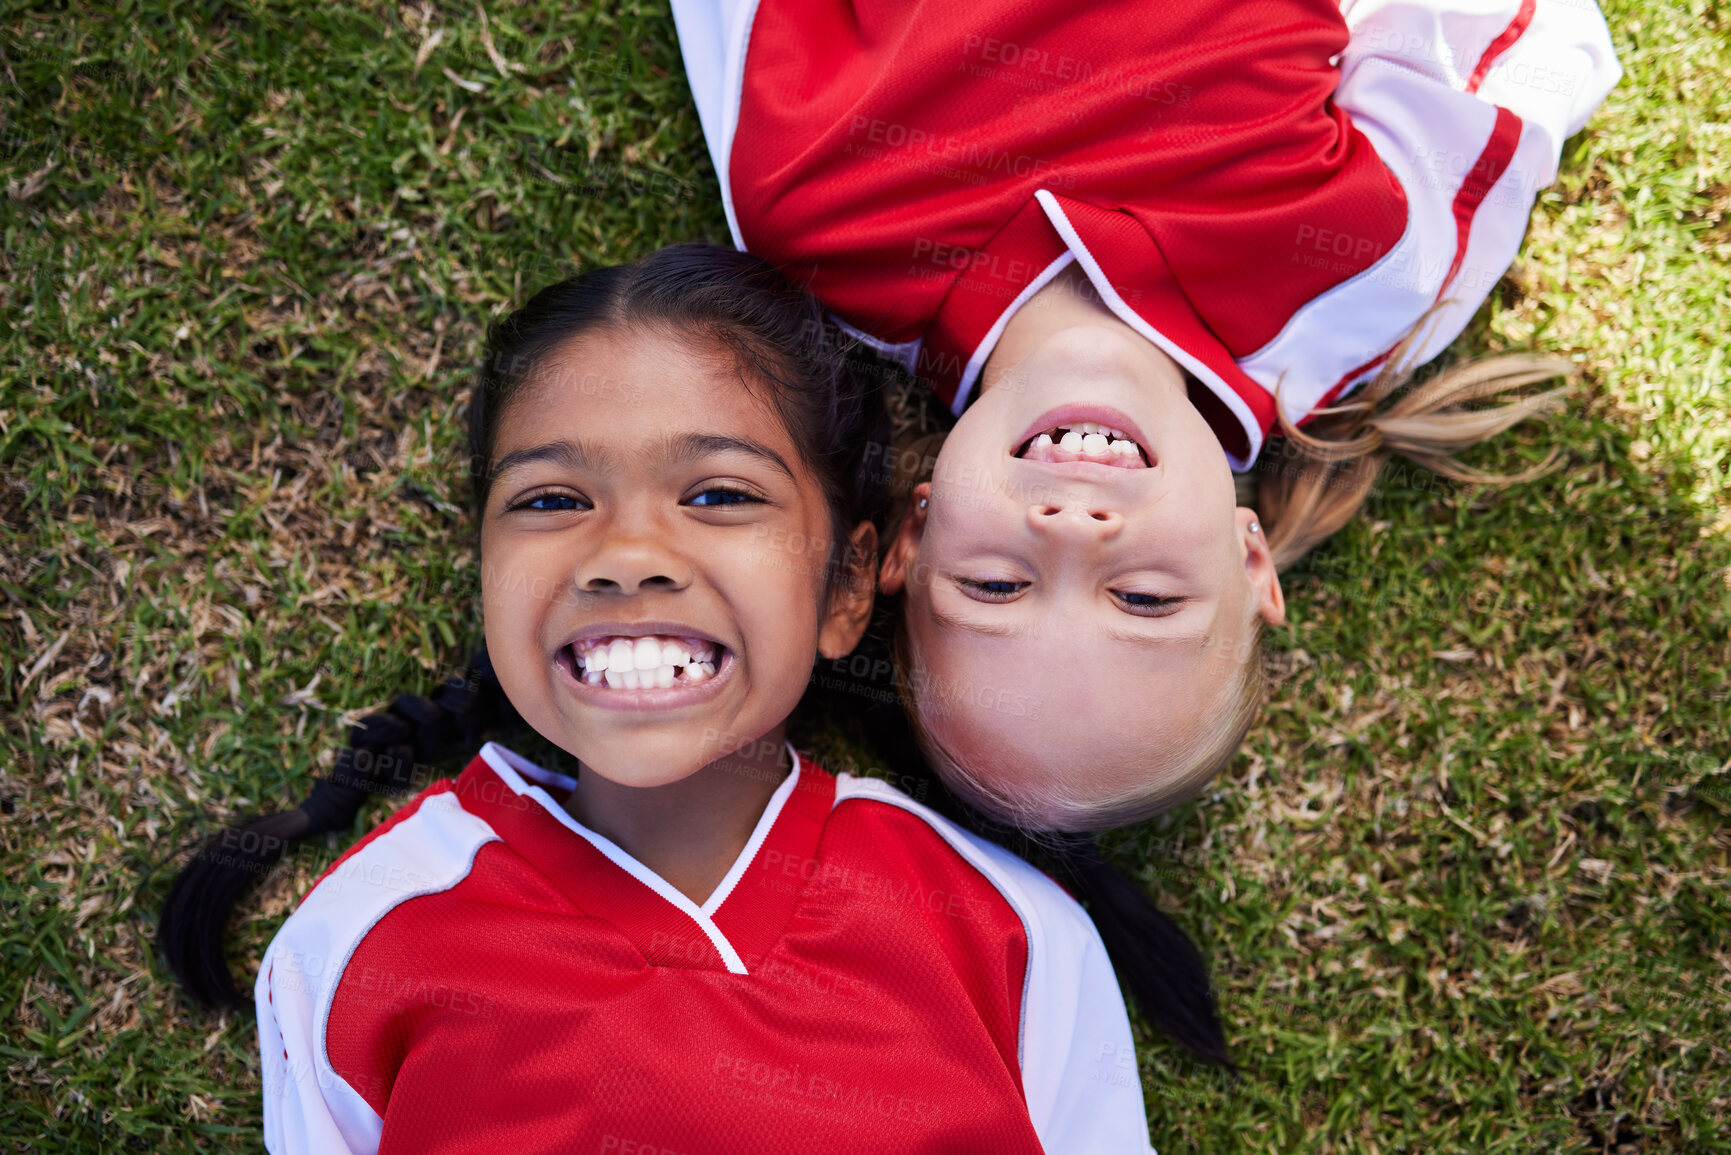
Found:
[1,0,1726,1150]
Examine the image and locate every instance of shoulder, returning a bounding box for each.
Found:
[257,783,506,1150]
[265,784,503,1006]
[829,774,1097,950]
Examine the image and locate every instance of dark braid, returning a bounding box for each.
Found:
[158,653,517,1009]
[1045,834,1231,1067]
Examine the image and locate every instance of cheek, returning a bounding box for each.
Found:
[476,543,562,705]
[719,528,829,696]
[931,448,1002,510]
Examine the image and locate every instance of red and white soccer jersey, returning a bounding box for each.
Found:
[671,0,1620,468]
[256,743,1154,1154]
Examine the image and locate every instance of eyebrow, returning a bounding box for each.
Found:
[489,438,596,481]
[488,433,796,484]
[667,432,795,481]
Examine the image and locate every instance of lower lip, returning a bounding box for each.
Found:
[1013,404,1154,464]
[554,646,735,712]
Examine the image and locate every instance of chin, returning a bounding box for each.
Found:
[578,742,713,788]
[529,708,709,784]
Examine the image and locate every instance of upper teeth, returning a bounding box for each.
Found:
[1020,425,1147,467]
[573,634,718,689]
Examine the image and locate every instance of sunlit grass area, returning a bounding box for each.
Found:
[1,1,1726,1150]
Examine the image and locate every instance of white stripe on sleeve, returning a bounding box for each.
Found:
[256,792,499,1154]
[832,776,1156,1154]
[669,0,763,249]
[1240,0,1619,425]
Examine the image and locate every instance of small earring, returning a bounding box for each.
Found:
[1248,521,1260,534]
[919,497,929,509]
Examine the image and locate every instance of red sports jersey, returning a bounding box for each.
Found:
[257,744,1153,1154]
[672,0,1620,467]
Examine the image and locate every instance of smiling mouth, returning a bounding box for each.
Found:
[1015,421,1150,468]
[562,634,723,691]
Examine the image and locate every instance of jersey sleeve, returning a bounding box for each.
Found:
[668,0,757,247]
[1245,0,1620,421]
[963,838,1157,1154]
[255,918,385,1155]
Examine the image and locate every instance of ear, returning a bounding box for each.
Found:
[818,521,880,660]
[877,483,929,596]
[1237,506,1285,627]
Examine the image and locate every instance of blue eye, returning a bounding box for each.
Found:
[511,492,588,512]
[1114,591,1185,616]
[689,488,762,507]
[959,578,1027,601]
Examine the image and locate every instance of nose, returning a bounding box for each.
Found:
[574,517,693,594]
[1027,496,1124,540]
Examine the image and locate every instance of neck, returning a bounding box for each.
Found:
[562,730,792,906]
[980,263,1138,392]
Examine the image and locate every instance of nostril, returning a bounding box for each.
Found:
[1089,512,1110,522]
[1038,506,1062,517]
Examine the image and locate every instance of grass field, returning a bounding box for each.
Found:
[2,0,1727,1150]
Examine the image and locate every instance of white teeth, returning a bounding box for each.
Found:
[607,638,635,672]
[1014,425,1148,469]
[576,635,723,688]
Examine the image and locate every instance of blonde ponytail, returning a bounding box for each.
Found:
[1256,344,1576,572]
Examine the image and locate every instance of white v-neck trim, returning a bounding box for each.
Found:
[951,250,1076,416]
[700,745,802,917]
[476,742,802,975]
[1032,189,1263,470]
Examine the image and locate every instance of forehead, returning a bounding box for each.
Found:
[912,636,1229,797]
[495,326,787,447]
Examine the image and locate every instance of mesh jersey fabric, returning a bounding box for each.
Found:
[257,743,1153,1154]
